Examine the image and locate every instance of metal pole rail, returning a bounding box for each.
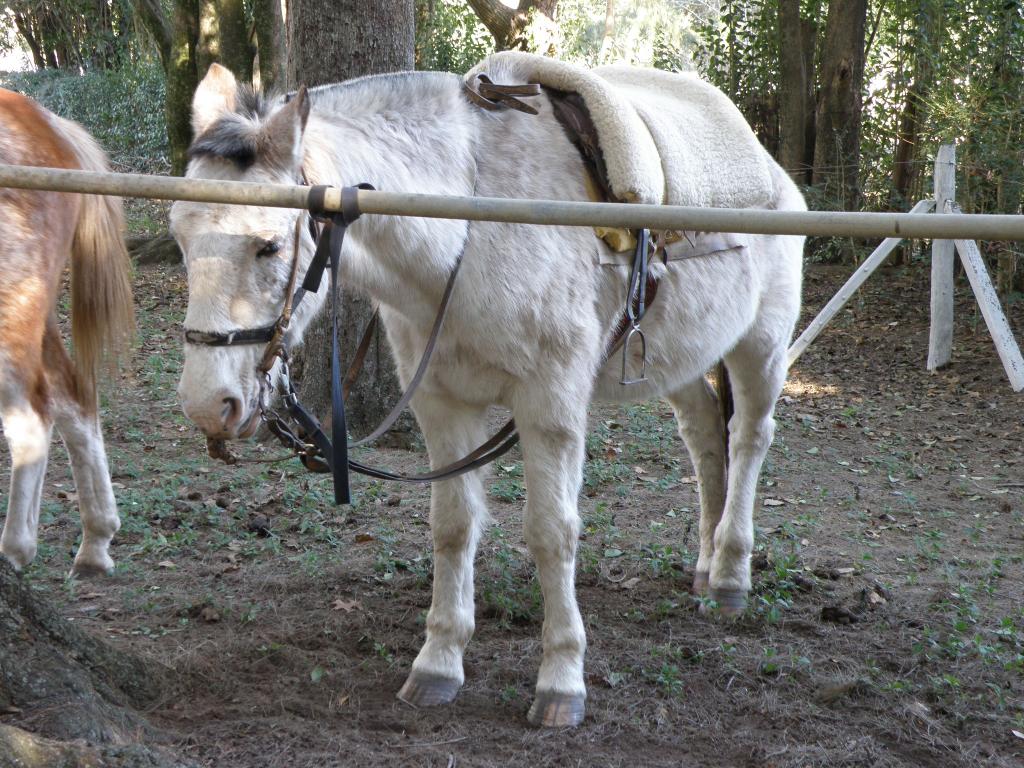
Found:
[5,163,1024,241]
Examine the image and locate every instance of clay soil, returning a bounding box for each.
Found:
[2,262,1023,767]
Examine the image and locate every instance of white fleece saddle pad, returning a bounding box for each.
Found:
[465,52,774,210]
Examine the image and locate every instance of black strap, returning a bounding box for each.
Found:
[350,420,519,484]
[289,183,376,504]
[626,229,650,325]
[328,220,349,503]
[184,326,277,346]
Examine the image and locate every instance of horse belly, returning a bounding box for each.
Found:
[592,248,762,402]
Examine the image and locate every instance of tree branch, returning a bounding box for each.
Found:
[130,0,172,67]
[466,0,516,47]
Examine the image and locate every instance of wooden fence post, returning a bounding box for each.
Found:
[928,143,956,370]
[952,234,1024,392]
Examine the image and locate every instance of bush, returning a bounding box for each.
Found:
[1,63,168,174]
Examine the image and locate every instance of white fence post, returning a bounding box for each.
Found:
[928,144,956,370]
[949,219,1024,392]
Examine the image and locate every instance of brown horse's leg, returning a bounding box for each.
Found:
[43,322,120,577]
[0,352,52,570]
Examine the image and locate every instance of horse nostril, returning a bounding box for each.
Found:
[221,397,244,430]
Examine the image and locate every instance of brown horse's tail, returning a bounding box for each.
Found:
[58,117,135,411]
[714,360,733,463]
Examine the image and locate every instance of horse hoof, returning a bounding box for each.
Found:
[0,542,34,570]
[70,560,114,579]
[527,691,586,728]
[691,570,709,595]
[707,586,747,617]
[397,671,462,707]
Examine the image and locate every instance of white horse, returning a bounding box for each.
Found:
[171,63,805,727]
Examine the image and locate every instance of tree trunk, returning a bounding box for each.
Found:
[133,0,259,175]
[992,2,1024,294]
[287,0,418,447]
[12,14,47,70]
[0,559,191,766]
[132,0,173,64]
[166,0,200,176]
[800,16,817,178]
[777,0,808,183]
[253,0,287,91]
[891,3,941,212]
[40,11,60,69]
[197,0,253,82]
[812,0,868,212]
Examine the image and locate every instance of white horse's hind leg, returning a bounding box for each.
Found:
[518,419,588,728]
[707,337,789,614]
[0,401,52,570]
[398,393,489,708]
[666,378,728,595]
[52,399,120,578]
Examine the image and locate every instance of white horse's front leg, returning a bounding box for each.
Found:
[518,420,588,728]
[0,401,53,570]
[398,393,489,708]
[52,398,120,578]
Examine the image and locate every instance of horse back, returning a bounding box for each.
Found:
[0,89,133,412]
[0,88,81,275]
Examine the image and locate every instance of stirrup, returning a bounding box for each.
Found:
[620,324,648,385]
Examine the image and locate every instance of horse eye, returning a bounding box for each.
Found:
[256,240,282,257]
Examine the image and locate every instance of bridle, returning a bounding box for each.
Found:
[184,183,524,504]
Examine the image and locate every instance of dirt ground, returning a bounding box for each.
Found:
[2,260,1023,767]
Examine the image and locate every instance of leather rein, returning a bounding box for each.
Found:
[184,80,658,505]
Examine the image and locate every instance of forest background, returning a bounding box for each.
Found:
[1,0,1022,293]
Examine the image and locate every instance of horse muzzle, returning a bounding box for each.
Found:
[180,390,260,441]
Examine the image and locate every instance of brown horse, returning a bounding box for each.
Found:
[0,89,134,576]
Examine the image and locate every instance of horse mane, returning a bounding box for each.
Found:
[187,85,277,170]
[187,72,459,172]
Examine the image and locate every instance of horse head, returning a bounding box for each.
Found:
[171,64,319,441]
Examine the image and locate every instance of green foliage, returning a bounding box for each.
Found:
[415,0,494,73]
[1,0,144,71]
[0,63,169,173]
[559,0,703,68]
[414,0,704,72]
[697,0,1024,219]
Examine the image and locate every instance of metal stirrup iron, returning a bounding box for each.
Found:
[621,228,651,385]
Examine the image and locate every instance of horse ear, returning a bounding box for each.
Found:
[262,86,310,173]
[192,64,238,136]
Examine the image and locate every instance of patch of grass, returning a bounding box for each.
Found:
[479,525,541,626]
[750,542,807,622]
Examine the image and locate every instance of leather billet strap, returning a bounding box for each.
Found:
[463,74,542,115]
